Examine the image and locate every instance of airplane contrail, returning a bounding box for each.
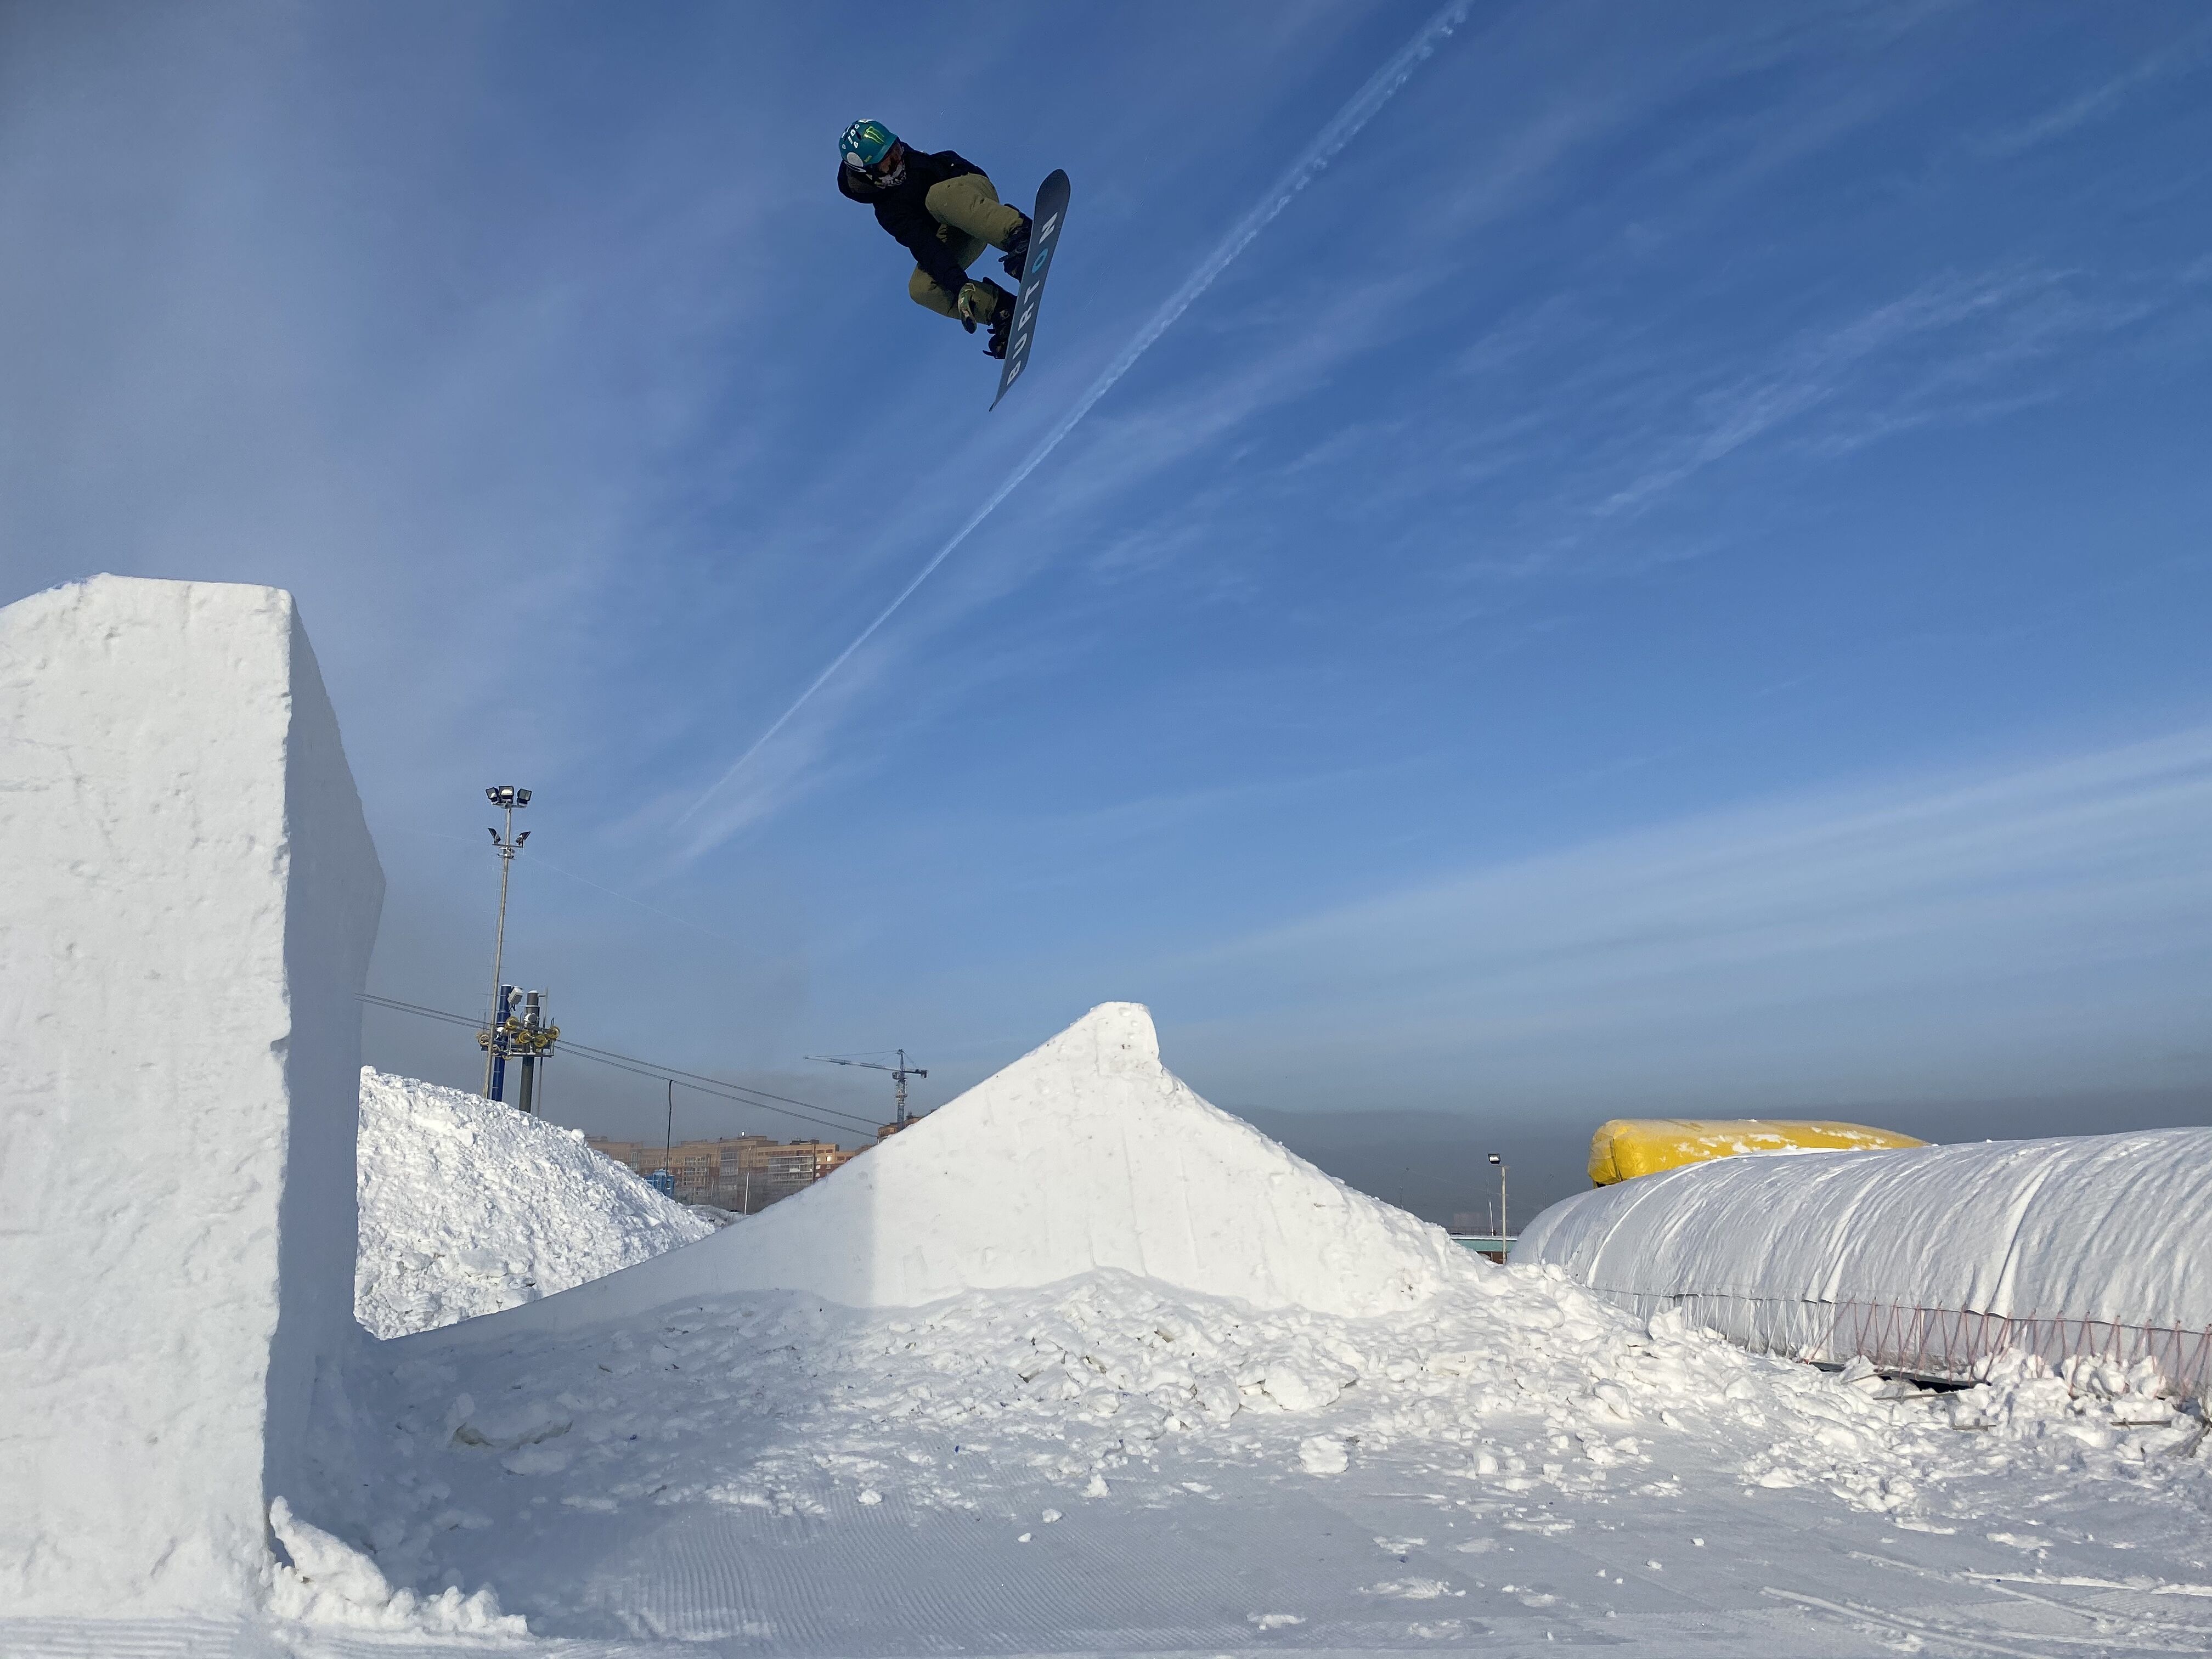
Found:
[678,0,1471,838]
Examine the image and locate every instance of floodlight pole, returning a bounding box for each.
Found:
[479,785,531,1096]
[1488,1152,1507,1242]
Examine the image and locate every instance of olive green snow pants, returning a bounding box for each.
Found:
[907,173,1026,320]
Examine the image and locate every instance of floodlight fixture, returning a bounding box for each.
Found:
[1487,1153,1502,1165]
[485,784,531,809]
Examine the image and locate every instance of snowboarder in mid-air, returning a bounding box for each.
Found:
[838,119,1031,359]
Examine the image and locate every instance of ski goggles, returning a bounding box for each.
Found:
[846,146,905,187]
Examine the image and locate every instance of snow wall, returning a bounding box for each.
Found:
[1514,1130,2212,1391]
[0,576,383,1615]
[408,1001,1465,1347]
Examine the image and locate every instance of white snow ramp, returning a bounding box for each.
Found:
[0,577,383,1615]
[1514,1129,2212,1389]
[417,1001,1462,1342]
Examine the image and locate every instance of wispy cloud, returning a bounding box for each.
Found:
[1590,268,2055,518]
[1975,25,2212,159]
[669,0,1475,857]
[656,0,2156,854]
[1400,244,2212,599]
[1163,726,2212,1107]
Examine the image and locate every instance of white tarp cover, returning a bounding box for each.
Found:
[1513,1129,2212,1384]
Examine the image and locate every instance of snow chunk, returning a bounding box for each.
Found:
[355,1069,714,1338]
[268,1498,521,1635]
[1300,1436,1351,1475]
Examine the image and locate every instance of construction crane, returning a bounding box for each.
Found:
[806,1048,928,1134]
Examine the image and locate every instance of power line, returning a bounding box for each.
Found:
[561,1038,876,1130]
[359,992,878,1137]
[550,1045,872,1139]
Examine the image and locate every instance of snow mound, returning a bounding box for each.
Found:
[356,1068,714,1339]
[416,1002,1466,1338]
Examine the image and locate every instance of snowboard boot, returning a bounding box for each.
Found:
[998,214,1032,283]
[982,280,1018,359]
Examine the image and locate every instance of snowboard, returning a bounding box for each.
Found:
[991,170,1070,410]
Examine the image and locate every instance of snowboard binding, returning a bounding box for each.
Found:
[999,215,1032,283]
[986,292,1017,359]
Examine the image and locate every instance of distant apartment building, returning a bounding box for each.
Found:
[586,1132,862,1213]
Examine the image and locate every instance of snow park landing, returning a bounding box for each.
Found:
[4,573,2212,1656]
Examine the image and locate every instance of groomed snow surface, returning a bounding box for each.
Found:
[356,1069,715,1339]
[362,1261,2212,1656]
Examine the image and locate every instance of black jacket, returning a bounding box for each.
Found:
[838,147,984,300]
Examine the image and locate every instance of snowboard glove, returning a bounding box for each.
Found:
[998,216,1032,283]
[955,280,994,332]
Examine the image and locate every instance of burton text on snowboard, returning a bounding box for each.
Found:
[991,170,1070,409]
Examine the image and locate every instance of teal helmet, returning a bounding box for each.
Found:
[840,119,899,171]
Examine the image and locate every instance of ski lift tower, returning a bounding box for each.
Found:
[478,785,531,1098]
[807,1048,928,1136]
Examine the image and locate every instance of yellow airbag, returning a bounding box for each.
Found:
[1588,1118,1925,1186]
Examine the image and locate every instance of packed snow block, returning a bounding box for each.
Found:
[1516,1130,2212,1390]
[0,575,383,1615]
[414,1002,1467,1346]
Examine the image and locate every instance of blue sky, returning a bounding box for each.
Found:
[4,1,2209,1216]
